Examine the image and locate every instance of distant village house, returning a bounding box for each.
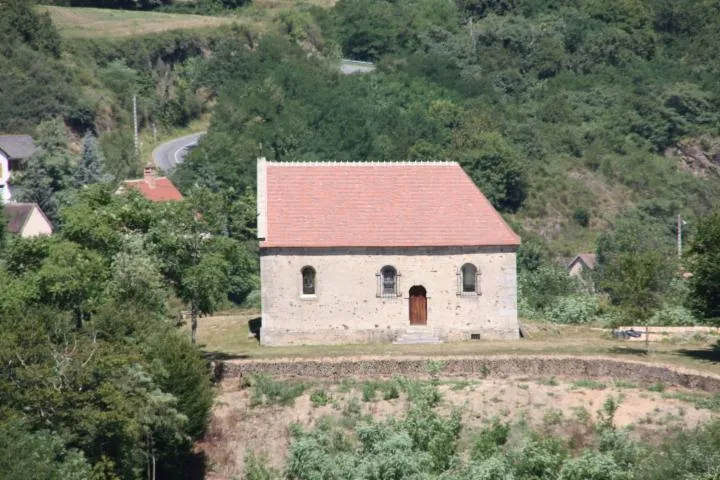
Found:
[3,203,53,238]
[257,158,521,346]
[0,135,40,204]
[567,253,597,278]
[116,164,183,202]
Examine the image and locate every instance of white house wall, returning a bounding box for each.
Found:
[260,246,519,345]
[0,152,9,203]
[21,207,53,237]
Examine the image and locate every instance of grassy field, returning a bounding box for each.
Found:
[40,6,239,38]
[191,311,720,375]
[40,0,335,39]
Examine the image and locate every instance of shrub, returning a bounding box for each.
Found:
[470,418,510,461]
[573,207,591,227]
[558,451,630,480]
[310,389,330,407]
[244,451,280,480]
[247,374,306,407]
[362,382,377,402]
[545,295,599,324]
[649,305,697,326]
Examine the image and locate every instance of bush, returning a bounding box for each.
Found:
[470,418,510,461]
[558,451,630,480]
[650,305,697,326]
[572,207,591,227]
[247,374,306,407]
[310,389,330,407]
[545,295,599,324]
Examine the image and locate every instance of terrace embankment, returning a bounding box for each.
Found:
[219,355,720,391]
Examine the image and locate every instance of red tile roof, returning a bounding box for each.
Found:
[4,203,39,234]
[120,177,183,202]
[261,161,520,248]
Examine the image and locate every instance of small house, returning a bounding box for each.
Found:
[0,135,40,203]
[117,164,183,202]
[567,253,597,278]
[4,203,53,237]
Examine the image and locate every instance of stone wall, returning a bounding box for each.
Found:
[259,246,518,345]
[219,355,720,392]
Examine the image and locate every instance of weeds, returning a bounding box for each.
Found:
[310,389,330,407]
[543,408,564,427]
[662,391,720,411]
[338,378,356,393]
[244,451,280,480]
[470,418,510,461]
[572,379,607,390]
[537,377,559,386]
[648,382,666,393]
[597,395,622,431]
[247,374,306,407]
[612,380,638,389]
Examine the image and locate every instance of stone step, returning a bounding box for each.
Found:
[392,329,443,344]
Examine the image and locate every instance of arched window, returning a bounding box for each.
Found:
[460,263,480,295]
[301,266,316,295]
[379,265,398,297]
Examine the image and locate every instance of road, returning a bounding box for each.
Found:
[152,132,205,172]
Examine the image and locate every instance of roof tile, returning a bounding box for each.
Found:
[261,162,520,248]
[120,177,183,202]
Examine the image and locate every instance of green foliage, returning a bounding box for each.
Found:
[572,379,607,390]
[74,132,109,187]
[557,450,630,480]
[545,294,599,324]
[361,382,376,402]
[519,264,579,318]
[688,211,720,322]
[470,418,510,461]
[310,389,330,407]
[146,331,214,440]
[573,207,591,227]
[244,451,280,480]
[650,305,697,326]
[247,374,307,407]
[0,421,92,480]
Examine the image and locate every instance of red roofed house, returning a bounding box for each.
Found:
[257,158,521,346]
[4,202,53,237]
[117,164,183,202]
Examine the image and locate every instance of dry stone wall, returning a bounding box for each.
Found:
[219,355,720,392]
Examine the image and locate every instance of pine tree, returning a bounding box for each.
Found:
[14,154,58,223]
[74,132,108,187]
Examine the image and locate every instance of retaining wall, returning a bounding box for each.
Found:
[218,355,720,393]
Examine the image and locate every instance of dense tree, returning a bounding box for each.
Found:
[148,190,257,343]
[0,422,91,480]
[688,211,720,322]
[74,132,108,187]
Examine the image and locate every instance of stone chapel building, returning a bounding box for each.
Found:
[257,158,520,346]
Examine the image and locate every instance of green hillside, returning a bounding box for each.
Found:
[177,0,720,256]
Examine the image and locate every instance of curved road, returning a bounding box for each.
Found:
[152,132,205,172]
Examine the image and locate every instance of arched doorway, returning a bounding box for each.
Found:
[409,286,427,325]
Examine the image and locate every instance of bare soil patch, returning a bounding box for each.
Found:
[201,376,717,480]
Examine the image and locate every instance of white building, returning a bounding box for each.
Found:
[0,135,40,204]
[257,158,521,346]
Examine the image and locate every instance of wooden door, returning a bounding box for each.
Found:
[409,286,427,325]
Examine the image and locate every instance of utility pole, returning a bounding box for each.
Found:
[677,214,682,259]
[133,94,139,155]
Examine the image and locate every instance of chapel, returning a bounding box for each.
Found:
[257,158,520,345]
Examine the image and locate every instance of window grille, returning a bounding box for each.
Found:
[301,266,316,295]
[377,266,400,297]
[458,263,481,295]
